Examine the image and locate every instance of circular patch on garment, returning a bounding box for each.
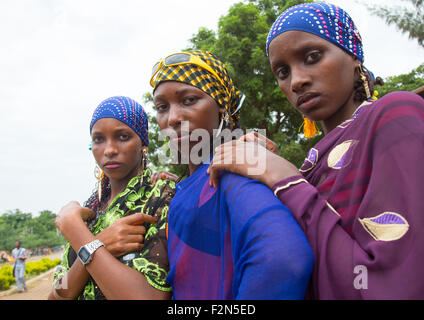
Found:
[359,212,409,241]
[300,148,319,173]
[327,140,358,169]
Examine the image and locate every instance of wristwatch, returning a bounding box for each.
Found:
[77,239,104,265]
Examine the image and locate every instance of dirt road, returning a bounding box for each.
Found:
[0,250,64,300]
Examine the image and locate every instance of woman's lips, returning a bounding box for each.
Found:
[104,163,121,169]
[297,94,320,113]
[171,134,190,144]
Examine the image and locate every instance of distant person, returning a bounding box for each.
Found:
[12,241,28,293]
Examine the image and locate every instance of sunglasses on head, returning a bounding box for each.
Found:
[150,52,228,93]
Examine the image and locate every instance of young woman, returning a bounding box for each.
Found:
[151,49,314,299]
[49,96,175,300]
[208,3,424,299]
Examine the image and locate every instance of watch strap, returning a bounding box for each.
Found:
[78,239,104,265]
[85,239,104,254]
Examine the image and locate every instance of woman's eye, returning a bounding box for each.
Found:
[119,134,129,141]
[276,66,290,80]
[154,104,168,112]
[92,136,103,144]
[305,51,322,64]
[183,96,198,106]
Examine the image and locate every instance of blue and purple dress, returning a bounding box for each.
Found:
[166,164,314,299]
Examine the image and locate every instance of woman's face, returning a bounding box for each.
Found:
[91,118,144,182]
[268,30,361,132]
[153,81,223,155]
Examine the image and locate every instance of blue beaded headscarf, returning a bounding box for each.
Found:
[90,96,149,146]
[266,2,364,63]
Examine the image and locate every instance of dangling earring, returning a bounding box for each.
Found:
[300,116,320,138]
[138,149,148,185]
[94,165,104,201]
[359,66,371,100]
[215,111,230,137]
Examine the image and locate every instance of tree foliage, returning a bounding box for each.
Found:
[144,0,424,174]
[0,209,65,252]
[378,63,424,97]
[364,0,424,48]
[145,0,317,170]
[186,0,321,168]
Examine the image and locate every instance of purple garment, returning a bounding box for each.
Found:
[273,91,424,299]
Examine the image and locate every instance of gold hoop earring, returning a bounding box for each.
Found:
[359,66,371,99]
[94,165,104,201]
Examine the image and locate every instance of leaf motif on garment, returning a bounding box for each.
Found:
[299,148,319,173]
[327,140,358,170]
[359,212,409,241]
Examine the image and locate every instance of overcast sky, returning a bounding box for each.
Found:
[1,0,423,216]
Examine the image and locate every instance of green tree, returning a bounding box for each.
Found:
[145,0,317,170]
[143,93,189,177]
[0,210,65,252]
[364,0,424,48]
[187,0,321,168]
[378,63,424,97]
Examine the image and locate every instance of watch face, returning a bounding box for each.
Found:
[78,247,91,263]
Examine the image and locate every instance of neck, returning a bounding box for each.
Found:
[187,138,216,176]
[107,168,141,205]
[320,94,362,134]
[188,162,201,176]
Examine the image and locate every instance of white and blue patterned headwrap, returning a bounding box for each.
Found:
[90,96,149,146]
[266,2,364,63]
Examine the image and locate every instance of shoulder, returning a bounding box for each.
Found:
[145,178,176,219]
[150,178,176,200]
[219,171,282,203]
[220,171,260,189]
[362,92,424,136]
[368,91,424,118]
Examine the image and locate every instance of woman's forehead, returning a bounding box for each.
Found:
[271,31,329,51]
[269,30,346,63]
[154,81,205,97]
[91,118,132,132]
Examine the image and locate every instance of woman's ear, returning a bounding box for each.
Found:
[219,107,226,117]
[353,58,362,73]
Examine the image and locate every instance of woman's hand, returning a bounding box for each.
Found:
[241,131,279,155]
[96,213,157,258]
[208,139,301,189]
[55,201,95,236]
[151,171,179,185]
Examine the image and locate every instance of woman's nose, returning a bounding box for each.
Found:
[291,66,311,93]
[167,104,184,129]
[104,140,118,157]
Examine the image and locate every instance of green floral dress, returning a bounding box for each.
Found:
[53,170,175,300]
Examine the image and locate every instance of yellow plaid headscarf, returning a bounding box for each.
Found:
[151,50,245,127]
